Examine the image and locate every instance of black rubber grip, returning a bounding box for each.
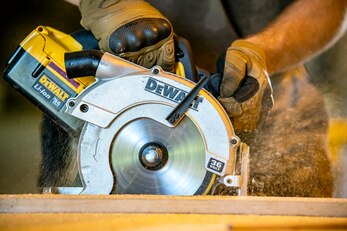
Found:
[70,29,100,50]
[109,18,172,54]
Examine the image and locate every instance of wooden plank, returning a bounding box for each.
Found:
[1,194,347,217]
[1,214,347,231]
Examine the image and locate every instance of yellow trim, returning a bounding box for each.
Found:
[328,118,347,163]
[175,62,186,78]
[203,174,216,195]
[20,26,95,94]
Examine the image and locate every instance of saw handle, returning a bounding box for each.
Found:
[174,35,199,83]
[70,29,100,50]
[65,29,103,78]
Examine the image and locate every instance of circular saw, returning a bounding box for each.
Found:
[57,50,248,195]
[3,26,249,196]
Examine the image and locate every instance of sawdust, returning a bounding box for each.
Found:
[239,68,333,196]
[37,67,334,197]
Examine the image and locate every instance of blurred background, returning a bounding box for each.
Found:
[0,1,81,194]
[0,1,346,196]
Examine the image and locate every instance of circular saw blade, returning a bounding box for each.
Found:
[111,117,214,195]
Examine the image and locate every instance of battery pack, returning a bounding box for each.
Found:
[3,26,97,133]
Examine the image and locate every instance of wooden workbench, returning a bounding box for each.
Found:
[1,194,347,230]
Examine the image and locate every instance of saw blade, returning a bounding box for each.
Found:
[110,117,214,195]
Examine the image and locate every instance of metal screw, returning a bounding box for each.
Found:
[230,138,238,145]
[144,150,159,164]
[176,50,184,58]
[152,68,159,74]
[80,104,89,113]
[173,113,180,119]
[68,101,75,107]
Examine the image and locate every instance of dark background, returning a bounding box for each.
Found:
[0,1,82,113]
[0,1,82,193]
[0,1,346,195]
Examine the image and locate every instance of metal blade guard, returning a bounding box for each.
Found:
[52,50,249,195]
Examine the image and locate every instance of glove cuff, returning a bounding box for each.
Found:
[230,40,267,69]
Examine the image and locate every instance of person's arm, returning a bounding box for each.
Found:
[219,0,347,132]
[246,0,347,75]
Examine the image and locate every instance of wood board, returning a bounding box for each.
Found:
[1,213,347,231]
[1,194,347,217]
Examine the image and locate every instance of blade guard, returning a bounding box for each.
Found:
[64,51,240,194]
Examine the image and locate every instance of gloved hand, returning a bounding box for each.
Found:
[79,0,175,72]
[218,40,274,132]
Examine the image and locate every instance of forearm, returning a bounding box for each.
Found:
[247,0,347,75]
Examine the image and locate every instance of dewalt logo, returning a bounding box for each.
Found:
[145,77,203,111]
[38,75,69,102]
[33,74,71,110]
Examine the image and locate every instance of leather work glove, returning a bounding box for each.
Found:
[218,40,274,132]
[79,0,175,72]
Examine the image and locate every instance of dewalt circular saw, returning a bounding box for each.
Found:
[4,26,249,196]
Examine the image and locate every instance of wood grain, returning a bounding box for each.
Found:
[1,213,347,231]
[1,194,347,217]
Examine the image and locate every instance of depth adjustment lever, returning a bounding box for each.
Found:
[166,75,209,125]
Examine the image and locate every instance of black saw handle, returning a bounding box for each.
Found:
[70,29,100,50]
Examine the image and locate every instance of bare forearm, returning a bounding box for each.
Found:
[247,0,347,75]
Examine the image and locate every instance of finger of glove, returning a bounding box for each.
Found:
[108,18,172,54]
[220,50,247,98]
[154,38,175,72]
[218,97,242,117]
[124,37,175,72]
[107,18,175,72]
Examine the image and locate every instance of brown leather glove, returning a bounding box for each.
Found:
[218,40,274,132]
[79,0,175,72]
